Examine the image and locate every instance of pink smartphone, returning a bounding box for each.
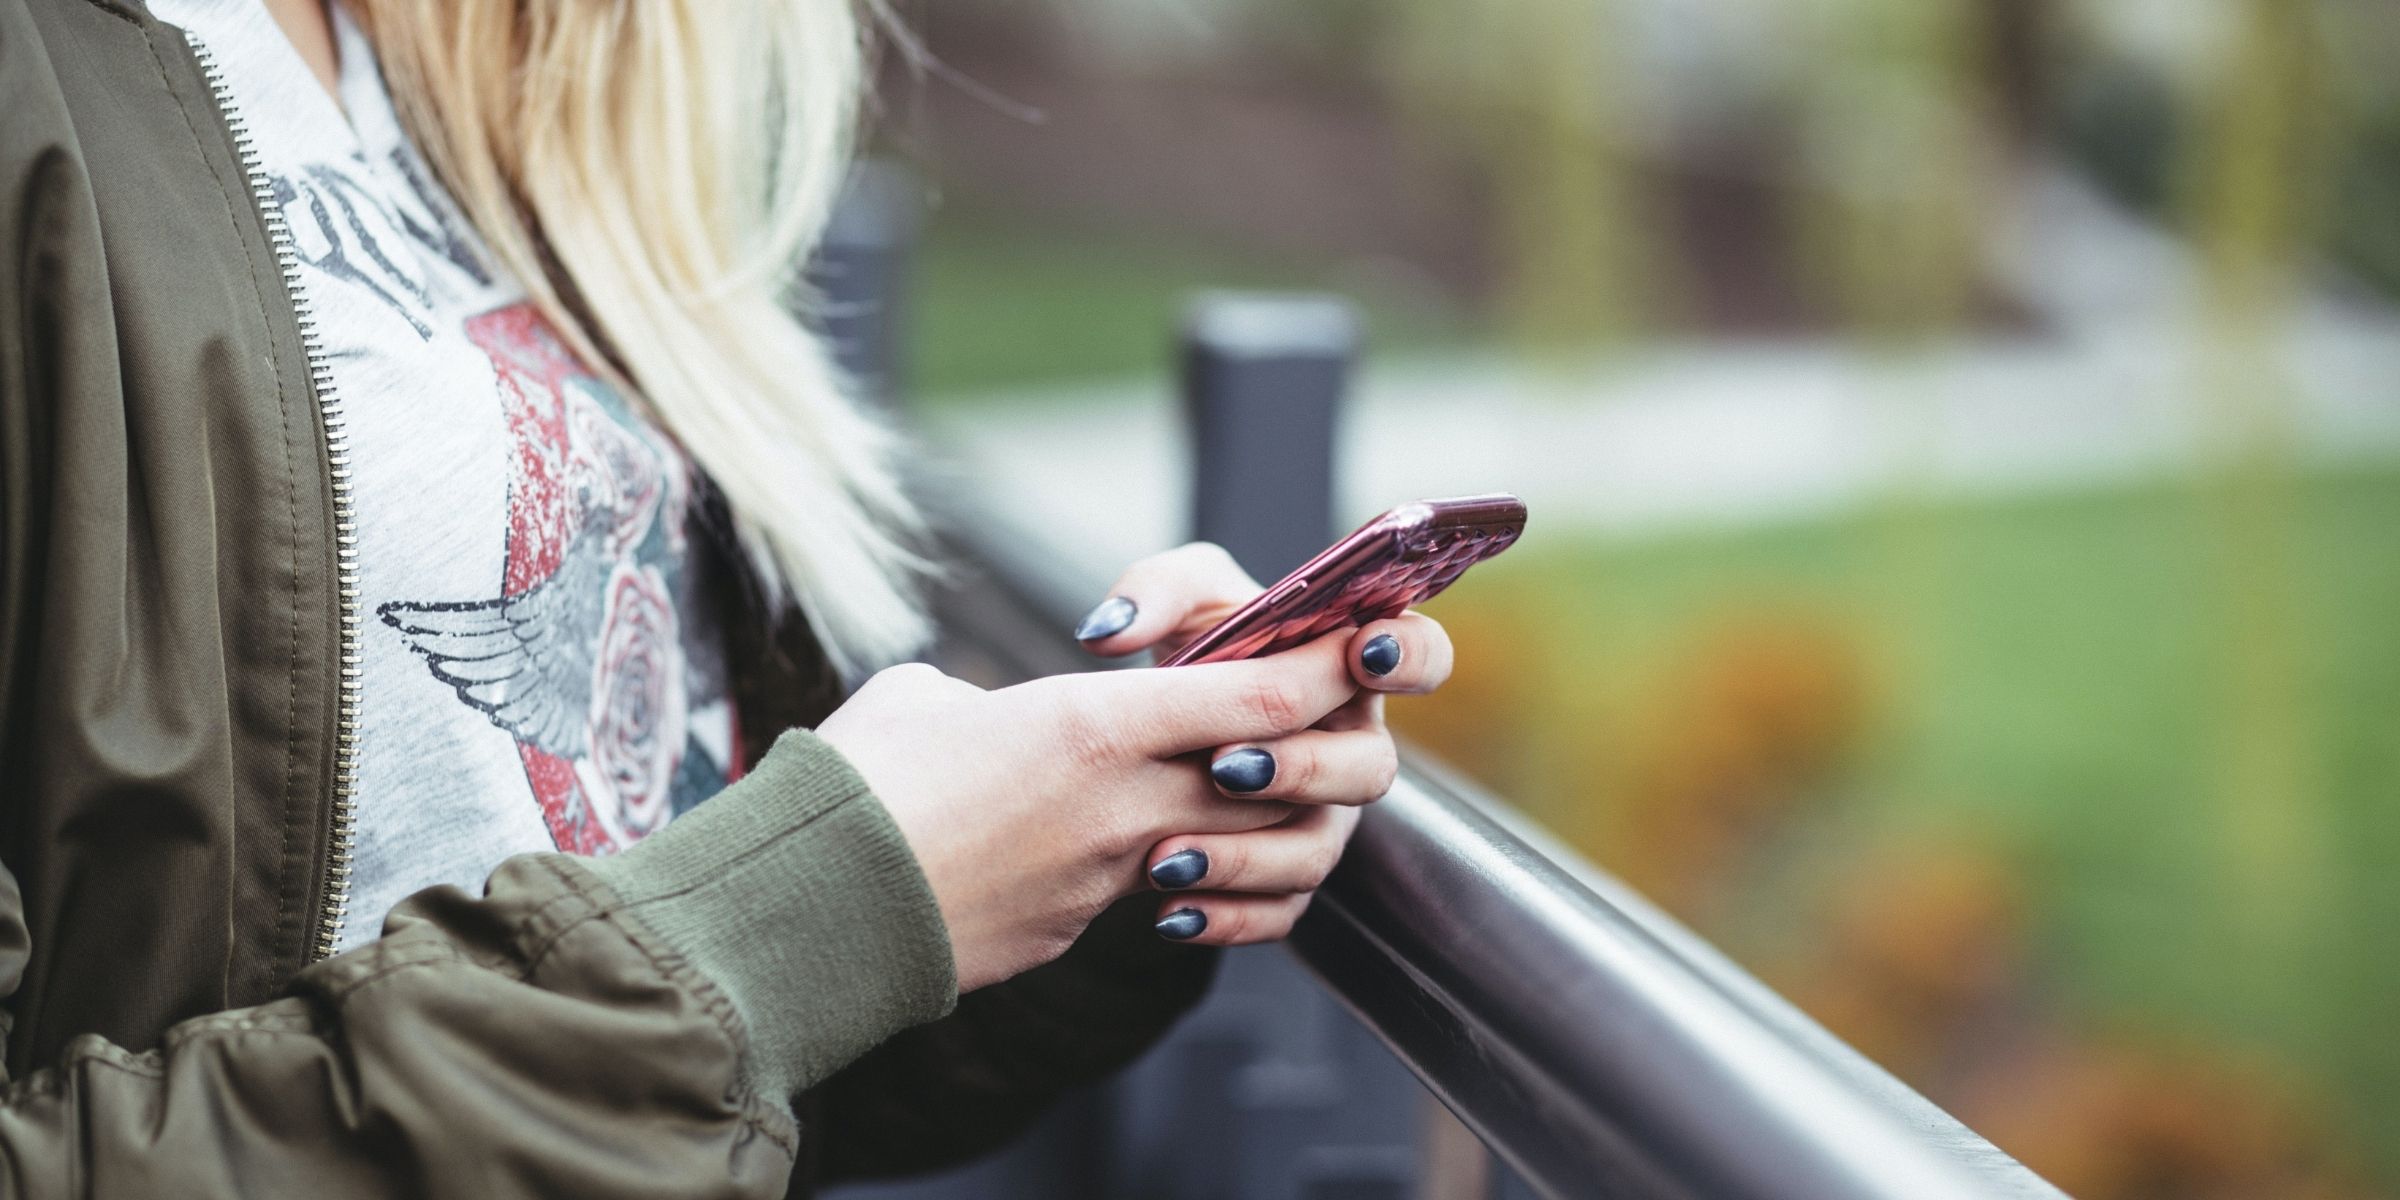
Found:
[1160,494,1527,667]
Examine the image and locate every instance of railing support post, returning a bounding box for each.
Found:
[1180,293,1356,576]
[824,271,1451,1199]
[1098,293,1426,1200]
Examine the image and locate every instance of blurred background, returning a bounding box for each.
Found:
[856,1,2400,1196]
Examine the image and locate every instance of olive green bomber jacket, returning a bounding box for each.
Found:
[0,0,1214,1194]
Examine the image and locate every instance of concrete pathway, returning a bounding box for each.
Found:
[916,171,2400,577]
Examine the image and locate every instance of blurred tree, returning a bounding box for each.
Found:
[2057,0,2398,300]
[1379,0,1679,347]
[1788,0,2005,342]
[2180,0,2340,1046]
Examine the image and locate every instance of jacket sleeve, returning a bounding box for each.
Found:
[808,894,1219,1183]
[0,730,957,1200]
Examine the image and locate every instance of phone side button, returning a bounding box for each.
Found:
[1268,578,1310,604]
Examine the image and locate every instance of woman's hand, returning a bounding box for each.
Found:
[820,621,1359,992]
[1071,542,1455,948]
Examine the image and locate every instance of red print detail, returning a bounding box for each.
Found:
[465,304,618,855]
[469,306,581,593]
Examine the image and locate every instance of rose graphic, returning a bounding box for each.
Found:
[384,304,730,860]
[567,389,664,561]
[575,561,686,841]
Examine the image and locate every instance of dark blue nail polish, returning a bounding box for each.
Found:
[1149,849,1209,890]
[1361,633,1402,677]
[1156,908,1208,941]
[1211,748,1276,794]
[1074,596,1138,641]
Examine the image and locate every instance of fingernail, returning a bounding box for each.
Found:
[1361,633,1402,677]
[1149,848,1210,890]
[1211,748,1276,794]
[1074,596,1138,642]
[1155,907,1208,941]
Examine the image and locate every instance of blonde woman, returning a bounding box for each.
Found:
[0,0,1455,1194]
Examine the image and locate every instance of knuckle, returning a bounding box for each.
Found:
[1011,909,1089,976]
[1050,689,1124,771]
[1135,544,1199,586]
[865,661,939,696]
[1226,800,1288,835]
[1211,837,1250,884]
[1426,623,1457,662]
[1213,905,1254,945]
[1033,921,1083,969]
[1281,742,1322,798]
[1248,675,1309,736]
[853,662,972,717]
[1083,796,1146,861]
[1252,903,1301,943]
[1078,872,1126,922]
[1187,542,1260,592]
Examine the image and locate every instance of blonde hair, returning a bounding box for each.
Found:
[352,0,929,678]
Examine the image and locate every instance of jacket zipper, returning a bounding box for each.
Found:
[188,40,362,962]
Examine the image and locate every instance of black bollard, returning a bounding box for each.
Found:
[1180,292,1356,578]
[1104,291,1423,1200]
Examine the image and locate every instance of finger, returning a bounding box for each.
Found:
[1152,892,1314,946]
[1083,630,1360,756]
[1138,760,1299,836]
[1146,806,1360,895]
[1074,543,1262,658]
[1318,689,1383,734]
[1204,729,1397,806]
[1347,612,1454,695]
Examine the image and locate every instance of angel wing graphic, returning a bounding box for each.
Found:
[376,522,613,759]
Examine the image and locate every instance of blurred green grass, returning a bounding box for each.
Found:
[1451,462,2400,1177]
[907,207,1468,399]
[905,208,2400,1184]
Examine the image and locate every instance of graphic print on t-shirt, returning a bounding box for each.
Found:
[378,305,741,854]
[153,0,747,950]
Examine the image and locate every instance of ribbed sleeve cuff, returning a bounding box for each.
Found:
[577,728,959,1103]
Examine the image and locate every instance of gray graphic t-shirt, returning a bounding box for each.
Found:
[156,1,743,951]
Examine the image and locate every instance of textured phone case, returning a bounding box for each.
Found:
[1163,495,1525,666]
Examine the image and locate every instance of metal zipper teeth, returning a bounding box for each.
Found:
[189,41,362,962]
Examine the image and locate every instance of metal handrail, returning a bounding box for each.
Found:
[820,156,2059,1200]
[933,501,2066,1200]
